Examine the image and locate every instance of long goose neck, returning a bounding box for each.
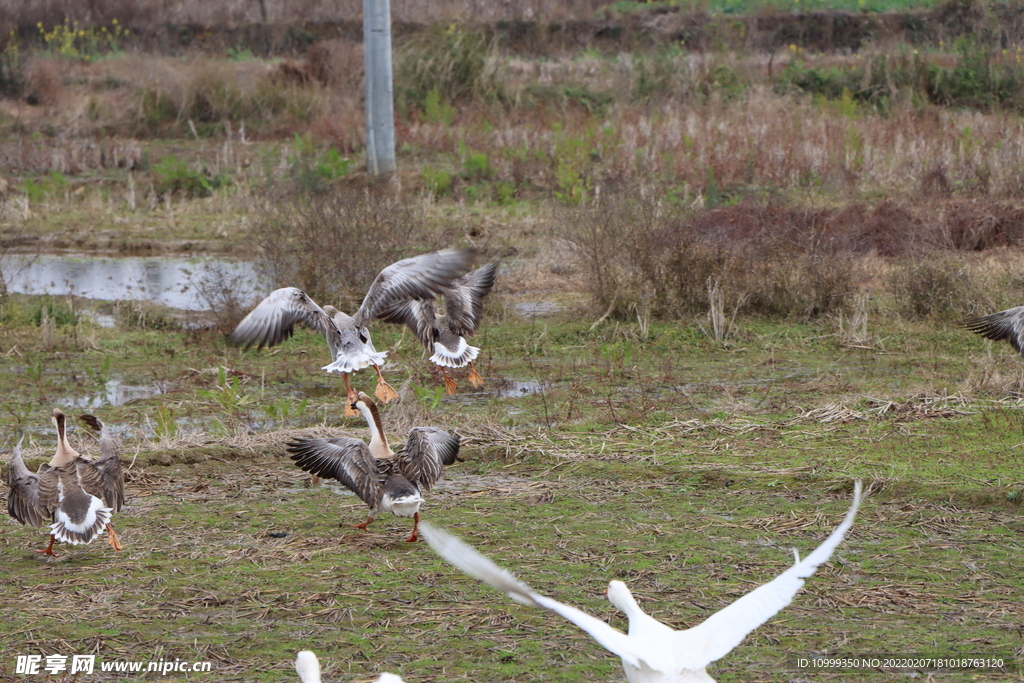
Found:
[357,400,393,458]
[50,411,79,467]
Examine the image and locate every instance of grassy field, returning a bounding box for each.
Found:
[2,1,1024,680]
[0,299,1023,681]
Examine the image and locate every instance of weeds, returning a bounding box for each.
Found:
[197,366,254,418]
[396,23,505,113]
[152,155,229,198]
[37,18,129,61]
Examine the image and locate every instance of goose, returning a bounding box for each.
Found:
[421,481,862,683]
[295,651,406,683]
[6,410,125,557]
[287,392,460,542]
[228,249,470,415]
[379,261,498,394]
[961,306,1024,356]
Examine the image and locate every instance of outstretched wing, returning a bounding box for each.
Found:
[287,437,383,508]
[395,427,460,491]
[353,249,470,327]
[6,435,46,527]
[377,298,437,349]
[79,415,125,512]
[671,481,863,670]
[443,261,498,337]
[228,287,339,351]
[961,306,1024,356]
[420,522,654,671]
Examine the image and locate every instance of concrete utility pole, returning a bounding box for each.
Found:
[363,0,396,175]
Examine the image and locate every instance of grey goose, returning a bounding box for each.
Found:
[287,392,460,542]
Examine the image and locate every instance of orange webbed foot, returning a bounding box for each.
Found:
[106,524,123,552]
[374,380,399,403]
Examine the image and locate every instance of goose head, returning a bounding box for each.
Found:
[605,580,643,617]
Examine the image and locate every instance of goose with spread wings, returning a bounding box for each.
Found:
[287,392,460,542]
[421,481,862,683]
[379,261,498,394]
[228,249,470,414]
[961,306,1024,356]
[6,410,125,557]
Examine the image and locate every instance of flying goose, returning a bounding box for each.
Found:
[228,249,471,414]
[295,651,406,683]
[6,410,125,557]
[421,481,862,683]
[380,261,498,394]
[287,392,460,542]
[961,306,1024,356]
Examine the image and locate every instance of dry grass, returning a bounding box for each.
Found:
[0,0,609,27]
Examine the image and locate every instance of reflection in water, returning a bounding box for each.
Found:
[67,379,164,409]
[2,253,268,311]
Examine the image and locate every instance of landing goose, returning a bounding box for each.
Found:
[421,481,862,683]
[295,651,406,683]
[287,392,460,542]
[6,410,125,557]
[380,261,498,394]
[228,249,470,414]
[961,306,1024,356]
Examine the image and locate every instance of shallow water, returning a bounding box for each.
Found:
[2,253,268,311]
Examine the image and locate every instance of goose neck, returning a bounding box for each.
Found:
[358,401,392,458]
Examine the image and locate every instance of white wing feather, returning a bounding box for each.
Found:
[420,523,669,671]
[671,481,863,669]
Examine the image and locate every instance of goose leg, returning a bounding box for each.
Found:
[34,535,58,557]
[106,524,123,552]
[441,368,458,395]
[467,362,485,388]
[372,364,399,403]
[404,512,421,543]
[342,374,359,417]
[350,516,375,531]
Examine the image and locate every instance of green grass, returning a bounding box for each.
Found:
[0,301,1022,680]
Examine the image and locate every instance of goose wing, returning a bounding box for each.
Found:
[352,249,470,328]
[377,298,437,349]
[443,261,498,336]
[79,415,125,512]
[671,481,862,670]
[420,522,665,672]
[6,435,46,527]
[286,437,383,508]
[228,287,340,351]
[961,306,1024,355]
[395,427,460,491]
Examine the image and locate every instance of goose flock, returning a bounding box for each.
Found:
[2,247,888,682]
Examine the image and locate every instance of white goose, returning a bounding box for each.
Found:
[228,249,470,414]
[6,410,125,557]
[287,392,460,542]
[379,261,498,394]
[294,650,406,683]
[961,306,1024,356]
[421,481,862,683]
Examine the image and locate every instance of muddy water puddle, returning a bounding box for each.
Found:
[2,252,268,310]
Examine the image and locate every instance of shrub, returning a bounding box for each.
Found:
[890,256,993,320]
[251,184,458,306]
[562,191,866,321]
